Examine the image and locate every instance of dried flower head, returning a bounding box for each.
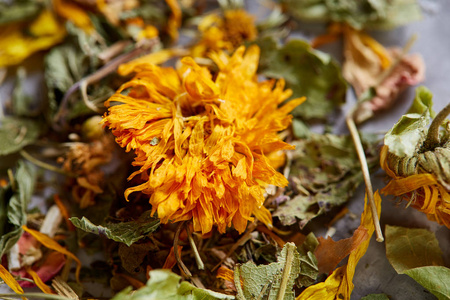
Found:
[381,102,450,227]
[102,46,304,234]
[61,119,114,208]
[191,9,257,57]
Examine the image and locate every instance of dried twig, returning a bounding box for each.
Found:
[423,103,450,151]
[346,111,383,242]
[174,221,192,277]
[185,223,205,270]
[212,222,257,272]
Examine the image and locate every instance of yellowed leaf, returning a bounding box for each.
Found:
[53,0,94,32]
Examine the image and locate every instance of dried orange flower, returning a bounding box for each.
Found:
[380,101,450,227]
[102,46,304,234]
[381,144,450,228]
[61,117,114,208]
[191,9,257,57]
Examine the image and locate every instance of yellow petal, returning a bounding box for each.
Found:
[164,0,182,41]
[0,10,66,67]
[22,225,81,283]
[217,266,234,282]
[359,32,391,69]
[296,266,345,300]
[381,174,438,196]
[0,264,24,297]
[118,49,188,76]
[337,191,382,297]
[53,0,94,32]
[253,206,273,230]
[26,267,54,294]
[297,192,382,299]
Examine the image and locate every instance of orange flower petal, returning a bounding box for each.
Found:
[0,264,24,297]
[381,173,438,196]
[26,267,54,294]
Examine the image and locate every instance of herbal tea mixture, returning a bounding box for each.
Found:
[0,0,449,299]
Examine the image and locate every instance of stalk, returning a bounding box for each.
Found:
[423,103,450,151]
[346,111,384,242]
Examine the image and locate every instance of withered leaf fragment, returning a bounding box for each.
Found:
[70,211,160,247]
[385,225,450,300]
[235,243,300,300]
[112,269,234,300]
[257,37,347,121]
[0,161,35,257]
[281,0,422,30]
[385,225,444,274]
[274,133,379,227]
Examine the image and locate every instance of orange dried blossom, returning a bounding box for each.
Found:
[191,9,257,57]
[381,144,450,228]
[381,102,450,227]
[102,45,304,234]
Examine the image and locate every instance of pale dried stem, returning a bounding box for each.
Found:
[174,221,192,277]
[276,243,295,300]
[211,222,257,272]
[234,266,246,300]
[20,149,76,177]
[185,223,205,270]
[346,112,384,242]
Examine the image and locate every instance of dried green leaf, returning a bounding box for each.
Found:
[118,242,158,274]
[384,86,434,157]
[404,266,450,300]
[257,37,347,121]
[361,294,390,300]
[0,117,40,156]
[0,161,36,257]
[385,225,444,274]
[274,133,379,226]
[282,0,421,30]
[112,269,234,300]
[45,22,108,119]
[236,243,300,300]
[0,0,41,25]
[12,67,34,117]
[70,211,160,247]
[296,233,319,287]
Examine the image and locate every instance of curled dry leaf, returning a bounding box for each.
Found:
[381,88,450,227]
[342,28,425,123]
[314,226,368,275]
[297,192,382,300]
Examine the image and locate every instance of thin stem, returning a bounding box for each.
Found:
[423,103,450,151]
[7,169,16,192]
[234,266,246,300]
[53,42,157,128]
[276,243,295,300]
[346,112,384,242]
[19,150,76,177]
[212,222,257,272]
[256,282,271,300]
[174,221,192,277]
[185,223,204,270]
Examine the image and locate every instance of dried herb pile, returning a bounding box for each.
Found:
[0,0,449,299]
